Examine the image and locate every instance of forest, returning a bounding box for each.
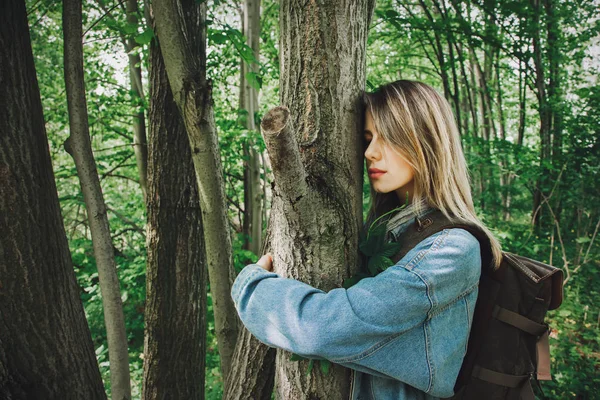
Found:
[1,0,599,398]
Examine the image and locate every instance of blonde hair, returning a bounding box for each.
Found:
[362,80,502,269]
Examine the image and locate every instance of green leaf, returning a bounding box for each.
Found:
[378,241,402,258]
[319,359,331,375]
[209,32,228,44]
[342,272,370,289]
[240,46,256,64]
[306,359,314,376]
[290,353,306,361]
[575,236,591,244]
[123,22,138,35]
[245,72,262,90]
[134,28,154,45]
[558,309,572,317]
[368,255,390,275]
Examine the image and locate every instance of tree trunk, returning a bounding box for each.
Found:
[0,1,106,397]
[241,0,263,255]
[142,34,207,400]
[63,0,131,398]
[94,0,149,201]
[151,0,239,381]
[530,0,552,230]
[126,0,149,202]
[266,0,374,397]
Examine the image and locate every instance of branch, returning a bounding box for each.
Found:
[260,106,308,202]
[106,205,145,235]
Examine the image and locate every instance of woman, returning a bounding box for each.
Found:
[230,80,503,399]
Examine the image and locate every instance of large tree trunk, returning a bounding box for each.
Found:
[151,0,239,380]
[225,1,374,397]
[241,0,263,255]
[265,1,374,397]
[63,0,131,398]
[0,1,106,398]
[142,34,207,399]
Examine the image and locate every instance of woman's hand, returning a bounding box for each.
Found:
[257,253,273,272]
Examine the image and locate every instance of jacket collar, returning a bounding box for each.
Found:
[387,207,437,242]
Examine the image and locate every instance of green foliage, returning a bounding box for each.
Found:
[25,0,600,396]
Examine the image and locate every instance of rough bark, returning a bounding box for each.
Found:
[63,0,131,398]
[151,0,239,380]
[0,0,106,398]
[270,0,374,397]
[241,0,263,255]
[142,35,207,400]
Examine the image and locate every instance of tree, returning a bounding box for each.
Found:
[141,24,208,399]
[227,0,375,397]
[240,0,264,256]
[151,0,239,381]
[94,0,149,203]
[63,0,131,397]
[0,0,106,397]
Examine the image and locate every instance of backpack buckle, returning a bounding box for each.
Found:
[416,217,433,232]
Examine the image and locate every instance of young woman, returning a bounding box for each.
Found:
[230,80,503,399]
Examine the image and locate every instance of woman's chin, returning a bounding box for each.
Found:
[372,185,390,194]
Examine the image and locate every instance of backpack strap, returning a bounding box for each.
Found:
[471,366,536,400]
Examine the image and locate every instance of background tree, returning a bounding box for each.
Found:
[240,0,263,255]
[151,0,240,381]
[141,27,207,398]
[63,0,131,396]
[0,0,106,397]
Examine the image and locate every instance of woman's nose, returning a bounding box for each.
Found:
[364,138,381,161]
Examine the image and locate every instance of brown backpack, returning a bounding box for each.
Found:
[391,210,564,400]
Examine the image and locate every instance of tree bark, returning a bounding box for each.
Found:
[268,0,374,397]
[142,34,207,400]
[241,0,263,255]
[0,0,106,398]
[151,0,239,380]
[63,0,131,398]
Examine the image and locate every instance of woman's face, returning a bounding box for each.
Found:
[364,110,415,202]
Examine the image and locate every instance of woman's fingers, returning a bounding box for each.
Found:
[257,253,273,271]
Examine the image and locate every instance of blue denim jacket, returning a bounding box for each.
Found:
[231,216,481,399]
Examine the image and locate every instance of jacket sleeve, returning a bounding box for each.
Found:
[231,229,480,380]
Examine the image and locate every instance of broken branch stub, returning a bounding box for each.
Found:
[261,106,308,200]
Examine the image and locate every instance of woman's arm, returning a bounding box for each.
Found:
[231,229,481,397]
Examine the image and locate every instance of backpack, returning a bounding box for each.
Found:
[391,209,564,400]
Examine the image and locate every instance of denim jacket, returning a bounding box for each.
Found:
[231,215,481,399]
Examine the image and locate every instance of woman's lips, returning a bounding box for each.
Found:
[368,168,386,179]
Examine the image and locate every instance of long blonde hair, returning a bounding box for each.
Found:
[362,80,502,269]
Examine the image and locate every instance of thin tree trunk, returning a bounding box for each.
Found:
[0,1,106,397]
[94,0,148,201]
[241,0,263,255]
[531,0,552,229]
[142,34,207,399]
[63,0,131,398]
[151,0,239,381]
[126,0,149,202]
